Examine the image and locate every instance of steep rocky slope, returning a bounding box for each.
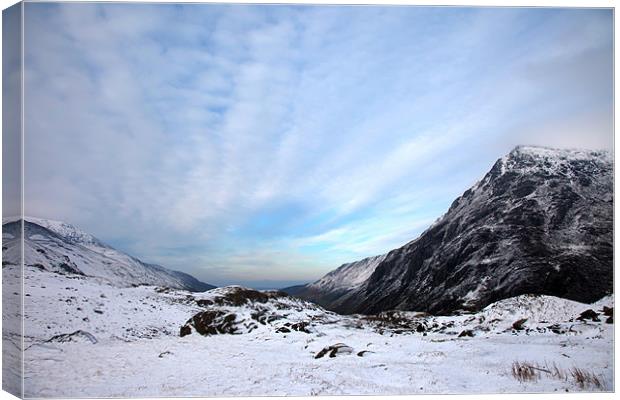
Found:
[285,146,613,315]
[2,218,215,291]
[285,254,388,310]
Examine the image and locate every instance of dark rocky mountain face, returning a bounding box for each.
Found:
[286,146,613,315]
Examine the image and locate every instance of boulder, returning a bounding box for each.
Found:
[577,309,600,322]
[315,343,354,359]
[512,318,528,331]
[180,311,238,336]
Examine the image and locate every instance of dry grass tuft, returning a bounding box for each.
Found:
[511,361,604,390]
[571,367,603,389]
[549,362,566,380]
[511,361,540,382]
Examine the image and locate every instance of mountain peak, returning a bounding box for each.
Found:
[288,146,613,315]
[507,145,611,161]
[23,217,105,248]
[485,145,613,181]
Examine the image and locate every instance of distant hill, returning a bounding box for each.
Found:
[2,217,215,292]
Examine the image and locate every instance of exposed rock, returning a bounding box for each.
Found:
[315,343,354,359]
[204,286,289,307]
[362,311,419,333]
[196,299,214,307]
[250,309,282,325]
[57,259,83,275]
[179,287,325,338]
[547,324,567,334]
[577,309,600,322]
[180,325,192,337]
[290,322,311,333]
[512,318,528,331]
[458,330,474,338]
[276,321,311,334]
[180,311,238,336]
[45,330,97,344]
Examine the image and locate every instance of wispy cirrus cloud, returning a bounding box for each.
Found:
[22,4,613,286]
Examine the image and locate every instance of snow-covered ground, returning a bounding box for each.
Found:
[2,264,614,397]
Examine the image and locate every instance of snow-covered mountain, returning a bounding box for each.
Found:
[285,253,387,309]
[285,146,613,315]
[2,217,215,292]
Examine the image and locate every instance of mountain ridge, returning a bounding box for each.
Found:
[284,145,613,315]
[2,217,215,292]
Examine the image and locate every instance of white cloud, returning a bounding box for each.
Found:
[22,5,613,284]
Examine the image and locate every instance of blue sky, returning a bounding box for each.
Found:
[22,4,612,288]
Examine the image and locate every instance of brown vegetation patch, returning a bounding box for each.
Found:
[511,361,604,390]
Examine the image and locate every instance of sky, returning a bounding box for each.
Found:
[18,4,613,288]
